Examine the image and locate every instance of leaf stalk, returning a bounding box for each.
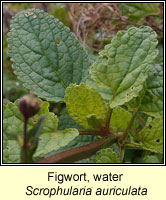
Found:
[36,134,117,163]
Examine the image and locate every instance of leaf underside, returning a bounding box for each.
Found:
[64,83,108,128]
[8,9,90,102]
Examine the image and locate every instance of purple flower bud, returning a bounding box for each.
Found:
[19,94,41,119]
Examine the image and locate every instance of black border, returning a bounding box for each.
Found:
[1,0,165,166]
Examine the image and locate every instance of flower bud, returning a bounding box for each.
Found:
[19,94,41,119]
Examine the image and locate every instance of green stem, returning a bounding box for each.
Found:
[125,143,142,149]
[119,107,139,143]
[119,146,125,162]
[36,134,117,163]
[136,113,146,126]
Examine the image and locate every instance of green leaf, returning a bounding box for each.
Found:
[26,115,46,160]
[155,44,163,64]
[3,74,28,102]
[86,114,104,129]
[91,148,120,163]
[3,140,20,163]
[8,8,90,102]
[138,64,163,117]
[64,83,108,128]
[34,128,79,157]
[120,3,159,22]
[3,99,58,137]
[136,117,163,154]
[127,63,163,117]
[86,78,113,101]
[58,108,82,130]
[110,106,138,131]
[142,155,161,163]
[90,26,158,108]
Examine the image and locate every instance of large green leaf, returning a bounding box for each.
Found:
[138,64,163,117]
[86,78,113,101]
[34,128,79,157]
[127,63,163,117]
[91,148,120,163]
[64,84,108,128]
[90,26,158,108]
[136,117,163,154]
[120,3,159,22]
[8,9,90,102]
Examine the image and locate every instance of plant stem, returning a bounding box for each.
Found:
[105,108,113,131]
[125,143,143,149]
[22,117,28,163]
[79,129,113,136]
[36,134,117,163]
[136,113,146,126]
[119,107,139,143]
[79,130,105,136]
[118,144,125,162]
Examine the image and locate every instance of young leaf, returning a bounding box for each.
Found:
[64,84,108,128]
[127,63,163,117]
[8,9,90,102]
[90,26,158,108]
[91,148,120,163]
[136,117,163,154]
[110,106,138,131]
[34,128,79,157]
[120,3,159,22]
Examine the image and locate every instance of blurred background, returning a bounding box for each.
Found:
[3,2,163,104]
